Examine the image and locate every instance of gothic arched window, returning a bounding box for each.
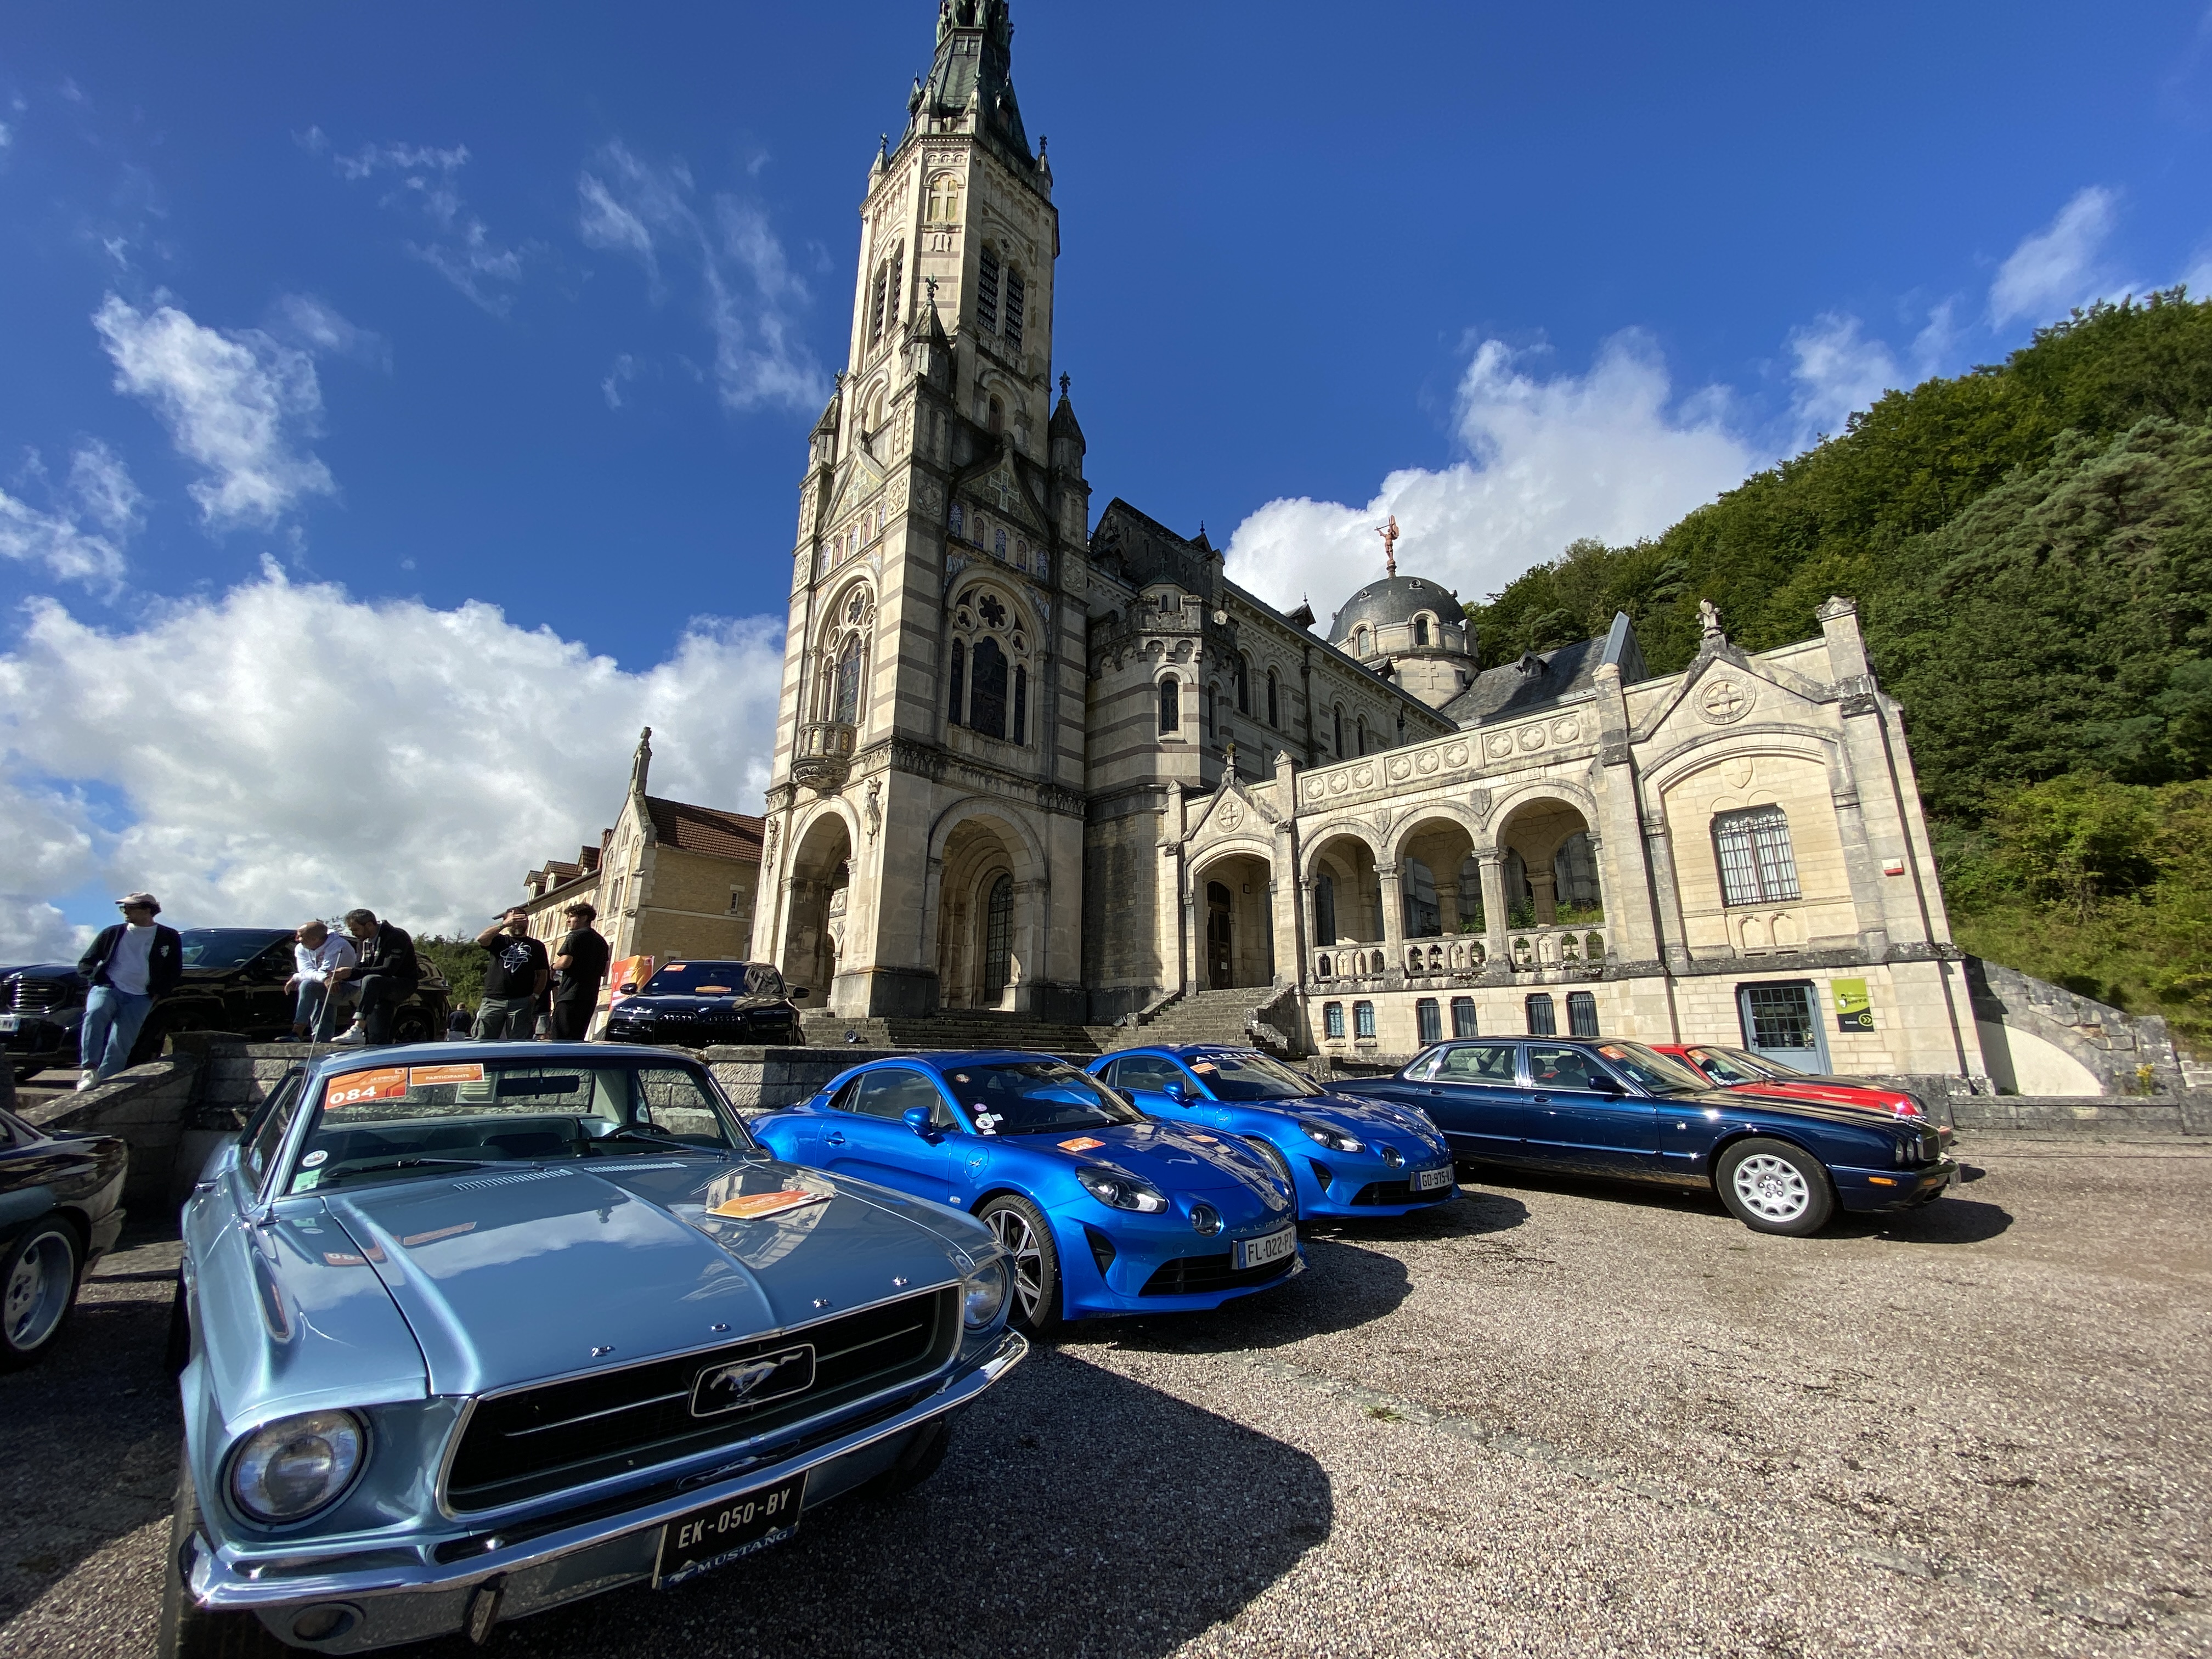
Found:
[969,637,1009,739]
[927,173,962,224]
[1356,714,1368,754]
[1332,704,1344,756]
[987,396,1005,433]
[1235,654,1251,715]
[949,639,967,727]
[1158,676,1181,735]
[983,874,1013,994]
[1265,668,1279,729]
[1314,872,1338,946]
[833,633,864,725]
[1205,681,1218,740]
[1414,614,1432,647]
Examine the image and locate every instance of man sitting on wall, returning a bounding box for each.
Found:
[329,909,420,1047]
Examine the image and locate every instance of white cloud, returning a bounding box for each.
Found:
[602,353,639,409]
[0,440,140,590]
[0,566,787,950]
[1224,332,1758,617]
[1786,313,1901,442]
[95,295,335,531]
[269,294,387,366]
[1990,187,2123,329]
[318,137,525,314]
[577,142,826,413]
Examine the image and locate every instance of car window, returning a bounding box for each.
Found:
[640,961,753,996]
[1527,1047,1615,1092]
[180,929,286,970]
[1687,1046,1764,1086]
[1111,1055,1186,1093]
[1719,1046,1801,1079]
[0,1110,25,1148]
[1437,1043,1519,1084]
[744,965,785,998]
[246,1076,308,1190]
[940,1060,1144,1136]
[1594,1042,1712,1094]
[1187,1050,1322,1101]
[847,1068,952,1125]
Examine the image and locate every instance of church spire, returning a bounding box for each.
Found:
[916,0,1035,175]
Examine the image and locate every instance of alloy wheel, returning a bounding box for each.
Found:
[987,1209,1046,1323]
[1730,1153,1811,1223]
[4,1233,74,1352]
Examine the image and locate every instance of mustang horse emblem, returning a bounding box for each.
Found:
[691,1345,816,1418]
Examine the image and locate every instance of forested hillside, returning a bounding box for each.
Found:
[1466,292,2212,1046]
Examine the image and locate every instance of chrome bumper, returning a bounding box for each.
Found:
[186,1329,1028,1652]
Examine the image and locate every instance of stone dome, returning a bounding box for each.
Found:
[1328,575,1467,647]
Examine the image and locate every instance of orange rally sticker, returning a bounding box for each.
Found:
[1058,1137,1105,1153]
[326,1068,409,1107]
[400,1222,477,1249]
[1187,1133,1219,1144]
[711,1190,830,1220]
[408,1062,486,1087]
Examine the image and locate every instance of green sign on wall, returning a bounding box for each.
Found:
[1833,978,1874,1033]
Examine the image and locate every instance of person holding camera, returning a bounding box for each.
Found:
[471,907,550,1041]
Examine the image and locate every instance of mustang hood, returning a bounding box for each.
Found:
[323,1158,983,1397]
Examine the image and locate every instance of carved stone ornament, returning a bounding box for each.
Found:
[762,820,780,874]
[864,777,884,840]
[1216,797,1245,834]
[1698,678,1754,725]
[1469,788,1493,819]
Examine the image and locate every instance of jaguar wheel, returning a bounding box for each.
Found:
[1,1218,82,1368]
[977,1194,1060,1334]
[1715,1137,1835,1236]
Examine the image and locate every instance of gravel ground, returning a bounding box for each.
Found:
[3,1136,2208,1658]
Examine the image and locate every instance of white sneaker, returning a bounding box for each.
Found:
[76,1074,96,1091]
[331,1026,369,1047]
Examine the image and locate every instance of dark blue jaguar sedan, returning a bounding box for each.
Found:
[1335,1036,1955,1235]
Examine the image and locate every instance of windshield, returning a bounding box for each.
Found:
[640,961,781,997]
[180,929,286,970]
[1594,1042,1713,1096]
[1688,1047,1774,1085]
[283,1059,755,1194]
[1716,1046,1803,1079]
[939,1060,1144,1136]
[1186,1049,1323,1102]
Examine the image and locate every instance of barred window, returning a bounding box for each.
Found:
[1567,990,1599,1037]
[868,265,890,346]
[1714,807,1802,906]
[1353,1001,1376,1039]
[1416,998,1442,1045]
[1451,996,1477,1037]
[1525,993,1556,1036]
[1005,269,1025,352]
[977,249,1001,332]
[1323,1001,1345,1039]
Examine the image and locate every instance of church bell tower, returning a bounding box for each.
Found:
[753,0,1094,1022]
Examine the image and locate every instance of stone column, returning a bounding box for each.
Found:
[1643,814,1693,973]
[1378,862,1406,972]
[1010,877,1048,1011]
[1478,853,1510,974]
[1529,869,1558,927]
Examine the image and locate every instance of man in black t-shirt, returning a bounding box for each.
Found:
[471,908,551,1040]
[550,901,610,1041]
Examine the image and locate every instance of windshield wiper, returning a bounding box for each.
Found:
[596,1126,725,1154]
[321,1156,504,1181]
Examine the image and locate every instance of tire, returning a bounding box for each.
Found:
[858,1412,955,1499]
[1715,1137,1836,1236]
[390,1009,433,1046]
[1240,1136,1300,1218]
[1,1218,83,1368]
[977,1194,1061,1334]
[159,1453,294,1659]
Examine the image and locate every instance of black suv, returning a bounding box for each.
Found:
[600,958,808,1049]
[2,928,452,1080]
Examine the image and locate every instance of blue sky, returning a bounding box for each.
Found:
[3,1,2209,951]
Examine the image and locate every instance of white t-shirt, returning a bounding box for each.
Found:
[107,924,158,996]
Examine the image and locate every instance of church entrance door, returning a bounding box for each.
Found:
[1206,882,1233,990]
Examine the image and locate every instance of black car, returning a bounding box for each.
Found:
[1,928,452,1080]
[601,957,809,1048]
[1,1103,127,1365]
[1335,1036,1954,1236]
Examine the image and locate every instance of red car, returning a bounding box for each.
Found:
[1652,1044,1955,1148]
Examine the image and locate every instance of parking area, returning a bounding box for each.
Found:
[3,1137,2208,1658]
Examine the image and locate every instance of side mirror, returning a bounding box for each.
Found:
[902,1104,936,1137]
[618,983,637,995]
[1164,1081,1193,1104]
[789,986,810,1001]
[1592,1073,1626,1096]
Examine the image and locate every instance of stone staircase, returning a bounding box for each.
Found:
[1099,986,1309,1057]
[799,1009,1108,1058]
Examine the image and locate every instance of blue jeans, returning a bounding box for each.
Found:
[294,980,356,1042]
[80,985,154,1081]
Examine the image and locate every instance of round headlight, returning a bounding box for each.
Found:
[229,1410,365,1524]
[1380,1145,1404,1169]
[1190,1203,1222,1235]
[963,1259,1009,1328]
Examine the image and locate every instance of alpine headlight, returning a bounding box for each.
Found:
[229,1410,365,1524]
[1075,1167,1170,1213]
[963,1258,1009,1328]
[1298,1119,1364,1154]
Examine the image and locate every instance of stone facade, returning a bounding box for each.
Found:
[746,0,1991,1086]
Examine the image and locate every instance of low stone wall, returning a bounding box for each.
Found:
[20,1052,202,1207]
[701,1046,899,1113]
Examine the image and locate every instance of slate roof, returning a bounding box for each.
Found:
[1328,574,1466,645]
[1442,612,1650,727]
[644,797,765,864]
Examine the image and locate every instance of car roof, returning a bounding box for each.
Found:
[306,1040,687,1080]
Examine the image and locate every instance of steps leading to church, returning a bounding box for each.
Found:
[799,1010,1106,1058]
[1098,988,1310,1057]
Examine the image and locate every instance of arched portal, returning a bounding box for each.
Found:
[781,812,853,1000]
[1397,815,1481,940]
[1493,795,1607,968]
[936,816,1030,1010]
[1193,851,1274,990]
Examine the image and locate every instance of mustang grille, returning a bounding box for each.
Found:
[443,1289,957,1513]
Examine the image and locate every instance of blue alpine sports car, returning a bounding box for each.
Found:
[164,1043,1024,1656]
[1086,1046,1458,1221]
[752,1052,1302,1331]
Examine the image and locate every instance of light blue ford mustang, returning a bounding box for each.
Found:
[751,1051,1302,1331]
[1086,1046,1459,1220]
[163,1043,1024,1657]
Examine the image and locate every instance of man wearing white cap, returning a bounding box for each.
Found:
[76,891,184,1086]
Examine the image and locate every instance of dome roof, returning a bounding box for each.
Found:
[1327,575,1465,646]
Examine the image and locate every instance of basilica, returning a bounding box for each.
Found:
[743,0,1992,1086]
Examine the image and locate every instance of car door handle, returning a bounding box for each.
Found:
[824,1132,847,1146]
[1530,1094,1551,1104]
